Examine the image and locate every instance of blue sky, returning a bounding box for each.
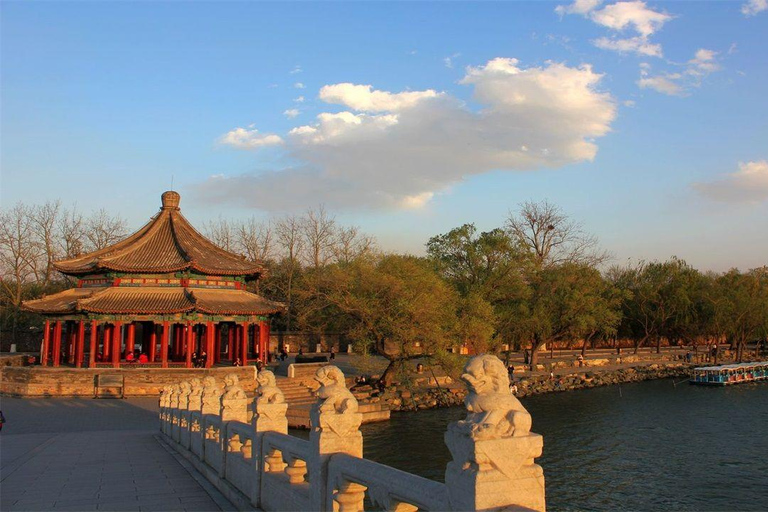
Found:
[2,1,766,271]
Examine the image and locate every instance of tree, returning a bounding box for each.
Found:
[713,267,768,362]
[427,223,527,299]
[0,203,42,339]
[273,214,304,331]
[332,225,375,265]
[235,217,274,263]
[58,206,86,259]
[85,208,127,251]
[31,201,61,287]
[506,200,609,268]
[502,263,621,369]
[297,254,458,385]
[301,205,336,270]
[613,258,702,354]
[204,216,235,252]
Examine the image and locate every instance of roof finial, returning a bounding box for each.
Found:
[161,190,181,210]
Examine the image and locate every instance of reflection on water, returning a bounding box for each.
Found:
[358,379,768,511]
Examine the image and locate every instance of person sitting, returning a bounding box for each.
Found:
[138,353,149,363]
[125,351,135,363]
[234,358,242,367]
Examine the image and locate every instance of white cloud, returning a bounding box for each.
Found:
[205,57,617,210]
[638,75,683,96]
[694,161,768,203]
[555,0,603,16]
[318,83,440,112]
[290,65,302,74]
[283,109,300,119]
[400,192,435,209]
[294,96,305,103]
[294,82,305,89]
[589,1,672,37]
[559,1,672,57]
[218,128,283,149]
[443,53,461,68]
[742,0,767,16]
[687,49,720,76]
[623,99,636,107]
[593,36,662,56]
[637,48,720,96]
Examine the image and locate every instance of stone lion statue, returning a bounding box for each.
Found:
[189,378,202,394]
[222,374,247,400]
[459,354,532,439]
[314,366,358,415]
[256,370,285,404]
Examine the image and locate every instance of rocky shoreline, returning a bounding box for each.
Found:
[369,362,694,412]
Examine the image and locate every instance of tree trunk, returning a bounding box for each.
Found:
[379,359,400,387]
[634,335,648,355]
[529,348,539,371]
[656,335,661,354]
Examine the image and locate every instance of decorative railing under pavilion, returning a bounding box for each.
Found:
[158,354,546,512]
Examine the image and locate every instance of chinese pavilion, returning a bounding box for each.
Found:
[22,191,284,369]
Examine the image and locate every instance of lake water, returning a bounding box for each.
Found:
[357,379,768,511]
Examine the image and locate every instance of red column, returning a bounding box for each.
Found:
[185,323,193,368]
[67,323,76,364]
[161,321,169,368]
[213,324,221,364]
[241,322,249,366]
[52,321,62,367]
[103,324,112,360]
[112,321,122,368]
[260,320,270,362]
[126,323,135,355]
[89,321,98,368]
[203,321,210,368]
[227,325,233,361]
[149,323,157,362]
[42,320,51,366]
[76,320,85,368]
[232,324,239,362]
[253,324,259,360]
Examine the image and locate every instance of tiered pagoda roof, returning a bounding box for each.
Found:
[23,191,284,318]
[53,191,262,277]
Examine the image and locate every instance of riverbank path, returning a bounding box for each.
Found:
[0,397,235,512]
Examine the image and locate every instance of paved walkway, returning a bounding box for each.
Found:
[0,398,234,512]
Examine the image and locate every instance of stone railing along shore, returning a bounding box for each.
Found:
[159,354,546,511]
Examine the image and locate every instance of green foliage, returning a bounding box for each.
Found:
[294,254,459,366]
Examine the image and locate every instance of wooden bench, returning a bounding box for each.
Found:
[94,374,125,399]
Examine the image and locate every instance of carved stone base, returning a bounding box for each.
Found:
[445,428,545,512]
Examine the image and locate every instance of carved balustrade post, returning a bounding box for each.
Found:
[159,385,171,434]
[184,379,203,449]
[220,374,249,423]
[308,366,364,512]
[201,377,223,416]
[219,374,249,477]
[251,369,288,508]
[174,381,191,443]
[169,384,181,441]
[444,354,546,512]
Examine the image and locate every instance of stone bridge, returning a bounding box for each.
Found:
[159,354,546,511]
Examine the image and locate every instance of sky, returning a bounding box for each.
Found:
[1,1,766,272]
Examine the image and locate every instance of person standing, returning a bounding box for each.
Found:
[329,347,335,360]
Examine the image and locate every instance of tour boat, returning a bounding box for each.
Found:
[690,362,768,386]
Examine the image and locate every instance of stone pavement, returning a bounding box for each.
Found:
[0,398,235,511]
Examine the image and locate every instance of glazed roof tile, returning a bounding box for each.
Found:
[21,285,285,316]
[53,191,263,277]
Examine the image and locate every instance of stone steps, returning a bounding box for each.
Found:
[272,376,390,429]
